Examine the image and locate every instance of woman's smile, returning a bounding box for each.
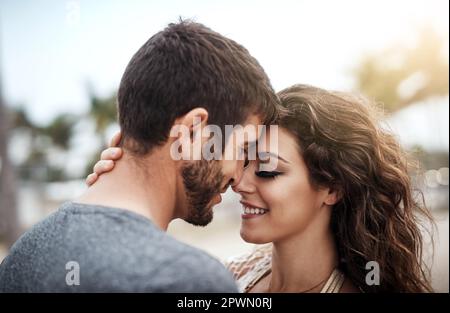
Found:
[240,201,270,219]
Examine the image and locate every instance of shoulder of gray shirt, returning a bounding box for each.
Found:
[0,202,238,293]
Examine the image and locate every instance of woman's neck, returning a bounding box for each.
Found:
[269,222,338,292]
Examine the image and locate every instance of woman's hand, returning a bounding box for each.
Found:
[85,132,124,186]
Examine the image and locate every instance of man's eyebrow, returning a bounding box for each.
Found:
[258,151,289,163]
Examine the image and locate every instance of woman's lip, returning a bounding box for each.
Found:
[239,200,268,210]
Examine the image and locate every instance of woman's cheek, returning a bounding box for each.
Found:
[264,175,317,234]
[259,178,297,222]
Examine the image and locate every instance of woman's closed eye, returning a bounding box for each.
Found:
[255,171,282,179]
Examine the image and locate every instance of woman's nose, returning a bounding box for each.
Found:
[232,165,256,194]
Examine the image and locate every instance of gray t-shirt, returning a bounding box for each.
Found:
[0,202,238,292]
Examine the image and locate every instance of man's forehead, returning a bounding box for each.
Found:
[239,114,265,145]
[242,114,263,126]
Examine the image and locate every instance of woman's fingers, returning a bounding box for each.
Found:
[85,173,98,187]
[85,132,122,187]
[93,160,115,175]
[100,147,123,161]
[110,131,122,147]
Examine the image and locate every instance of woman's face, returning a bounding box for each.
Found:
[233,127,338,244]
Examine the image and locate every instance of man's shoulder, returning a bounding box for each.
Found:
[140,235,238,292]
[0,202,238,292]
[163,237,226,273]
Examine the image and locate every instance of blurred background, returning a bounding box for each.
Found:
[0,0,448,291]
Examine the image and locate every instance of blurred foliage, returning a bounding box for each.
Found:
[85,82,117,133]
[42,114,77,149]
[13,107,35,129]
[354,27,449,112]
[84,86,118,177]
[90,94,117,133]
[410,145,449,169]
[12,108,76,149]
[11,90,117,182]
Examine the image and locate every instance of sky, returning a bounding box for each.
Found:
[0,0,448,151]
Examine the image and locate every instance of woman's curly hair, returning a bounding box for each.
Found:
[277,84,434,292]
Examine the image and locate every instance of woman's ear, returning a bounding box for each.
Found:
[324,186,343,206]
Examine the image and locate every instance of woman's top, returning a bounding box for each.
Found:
[225,244,345,293]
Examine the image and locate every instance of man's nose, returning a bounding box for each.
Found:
[228,160,245,188]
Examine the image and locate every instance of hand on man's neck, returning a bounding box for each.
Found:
[76,143,178,231]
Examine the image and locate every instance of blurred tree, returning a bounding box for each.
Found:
[11,108,73,182]
[9,86,118,182]
[0,33,20,247]
[13,107,35,129]
[354,27,449,112]
[410,145,449,170]
[84,86,117,176]
[86,83,117,135]
[0,102,20,248]
[41,114,77,150]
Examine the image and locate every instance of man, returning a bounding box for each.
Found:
[0,20,278,292]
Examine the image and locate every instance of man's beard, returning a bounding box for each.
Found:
[181,159,224,226]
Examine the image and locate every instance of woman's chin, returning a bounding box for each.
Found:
[240,228,271,244]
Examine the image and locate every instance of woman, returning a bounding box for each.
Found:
[88,84,434,292]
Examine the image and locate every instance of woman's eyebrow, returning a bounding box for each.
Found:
[258,151,289,163]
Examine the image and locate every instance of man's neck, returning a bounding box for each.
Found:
[76,148,177,231]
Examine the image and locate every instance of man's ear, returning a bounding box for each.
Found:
[177,108,209,141]
[169,108,209,160]
[324,186,343,206]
